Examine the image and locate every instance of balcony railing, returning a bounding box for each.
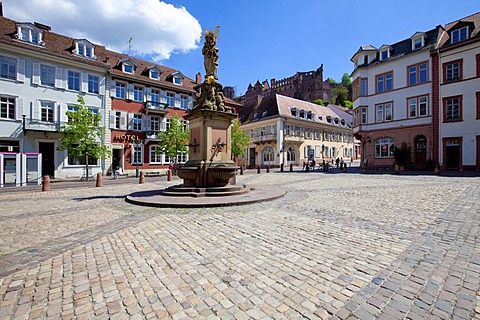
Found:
[251,134,277,143]
[145,101,168,114]
[24,119,63,132]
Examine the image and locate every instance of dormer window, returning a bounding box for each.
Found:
[380,50,389,61]
[307,111,312,120]
[363,56,368,65]
[253,112,259,119]
[340,119,346,126]
[123,62,134,74]
[326,116,332,123]
[291,108,297,117]
[173,75,182,85]
[334,118,339,125]
[262,111,267,117]
[150,69,159,80]
[413,38,423,50]
[299,110,305,118]
[16,24,43,45]
[379,45,391,61]
[451,26,469,44]
[74,40,96,59]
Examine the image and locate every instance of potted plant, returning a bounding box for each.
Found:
[393,142,411,172]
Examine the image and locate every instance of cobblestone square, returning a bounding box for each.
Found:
[0,172,479,319]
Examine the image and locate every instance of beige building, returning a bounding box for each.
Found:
[239,94,354,168]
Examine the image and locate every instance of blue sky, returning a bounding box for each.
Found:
[4,0,479,97]
[165,0,479,95]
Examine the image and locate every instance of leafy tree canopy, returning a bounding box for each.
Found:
[58,95,110,180]
[158,113,189,161]
[311,99,325,106]
[341,73,352,86]
[231,118,250,158]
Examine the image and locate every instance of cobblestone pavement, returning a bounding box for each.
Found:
[0,172,479,319]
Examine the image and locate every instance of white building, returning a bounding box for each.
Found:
[0,17,108,181]
[239,94,354,168]
[434,13,480,171]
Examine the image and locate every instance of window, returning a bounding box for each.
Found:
[151,89,160,102]
[413,37,423,50]
[451,26,469,44]
[116,83,126,99]
[41,65,55,86]
[173,75,182,85]
[66,104,78,123]
[284,124,291,136]
[88,75,99,94]
[166,93,174,107]
[114,111,123,129]
[180,95,188,109]
[262,147,274,163]
[295,126,302,137]
[291,108,297,117]
[444,60,462,83]
[0,97,15,119]
[408,97,428,118]
[133,114,142,131]
[376,103,393,122]
[149,145,162,163]
[123,63,134,74]
[18,26,42,45]
[150,116,160,131]
[75,42,95,58]
[375,138,394,158]
[0,56,16,80]
[68,146,98,165]
[361,78,367,96]
[443,96,462,122]
[132,145,143,164]
[287,147,296,162]
[68,71,80,91]
[150,69,159,80]
[314,129,321,140]
[376,72,393,93]
[165,118,171,131]
[408,62,428,86]
[41,101,55,122]
[380,50,388,61]
[305,128,311,139]
[477,92,480,119]
[361,107,367,124]
[133,86,143,102]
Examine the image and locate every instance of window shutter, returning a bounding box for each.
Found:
[145,87,152,102]
[99,77,105,95]
[146,116,151,131]
[142,115,147,131]
[81,73,88,92]
[55,103,61,122]
[32,62,40,85]
[110,79,116,97]
[174,94,181,108]
[55,67,64,88]
[15,98,24,120]
[127,84,134,100]
[120,112,127,130]
[33,101,41,120]
[17,59,25,82]
[127,112,134,130]
[160,90,167,104]
[62,69,68,88]
[160,117,166,131]
[187,96,193,110]
[59,104,68,123]
[109,111,116,129]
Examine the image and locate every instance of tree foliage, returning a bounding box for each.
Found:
[231,118,250,158]
[341,73,352,86]
[58,95,110,181]
[311,99,325,106]
[158,113,189,162]
[393,142,412,166]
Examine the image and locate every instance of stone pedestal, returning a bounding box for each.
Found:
[181,109,237,188]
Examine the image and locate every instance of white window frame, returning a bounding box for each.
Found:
[0,96,15,120]
[149,145,163,164]
[41,101,55,123]
[150,116,160,131]
[132,114,143,131]
[133,86,143,102]
[173,75,182,85]
[40,64,55,87]
[123,62,134,74]
[166,92,174,107]
[451,26,469,44]
[0,56,16,80]
[375,138,394,158]
[150,69,159,80]
[132,145,144,165]
[68,70,81,91]
[116,82,126,99]
[180,95,188,109]
[88,75,99,94]
[17,25,43,45]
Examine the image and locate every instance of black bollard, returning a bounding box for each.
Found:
[290,163,293,172]
[280,163,284,172]
[266,165,270,173]
[257,166,261,174]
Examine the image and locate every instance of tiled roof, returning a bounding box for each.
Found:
[242,94,351,128]
[106,49,197,93]
[0,16,108,69]
[438,12,480,47]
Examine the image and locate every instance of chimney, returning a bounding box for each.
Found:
[195,72,202,84]
[0,2,3,17]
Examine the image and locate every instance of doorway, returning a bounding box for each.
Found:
[249,147,256,167]
[445,146,460,170]
[39,142,55,178]
[112,149,123,170]
[415,135,427,164]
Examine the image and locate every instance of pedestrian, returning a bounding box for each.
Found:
[114,166,120,179]
[311,159,315,171]
[336,157,340,168]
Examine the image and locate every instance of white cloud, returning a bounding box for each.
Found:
[2,0,202,61]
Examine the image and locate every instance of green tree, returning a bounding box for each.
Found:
[231,118,250,159]
[330,85,349,105]
[58,95,110,181]
[341,73,352,86]
[344,100,353,109]
[158,113,189,163]
[311,99,324,106]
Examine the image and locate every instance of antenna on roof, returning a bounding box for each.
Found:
[127,37,133,54]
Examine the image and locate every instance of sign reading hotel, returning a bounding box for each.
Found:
[113,134,142,142]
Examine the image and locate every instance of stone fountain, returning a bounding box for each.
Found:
[126,27,285,207]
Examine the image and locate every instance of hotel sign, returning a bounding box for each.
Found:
[113,134,142,142]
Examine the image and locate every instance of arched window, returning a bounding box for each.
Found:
[287,146,296,162]
[375,138,394,158]
[262,147,274,164]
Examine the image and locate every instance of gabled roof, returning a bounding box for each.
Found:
[242,94,351,128]
[438,12,480,48]
[350,45,377,61]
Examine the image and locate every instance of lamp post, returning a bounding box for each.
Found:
[131,138,143,178]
